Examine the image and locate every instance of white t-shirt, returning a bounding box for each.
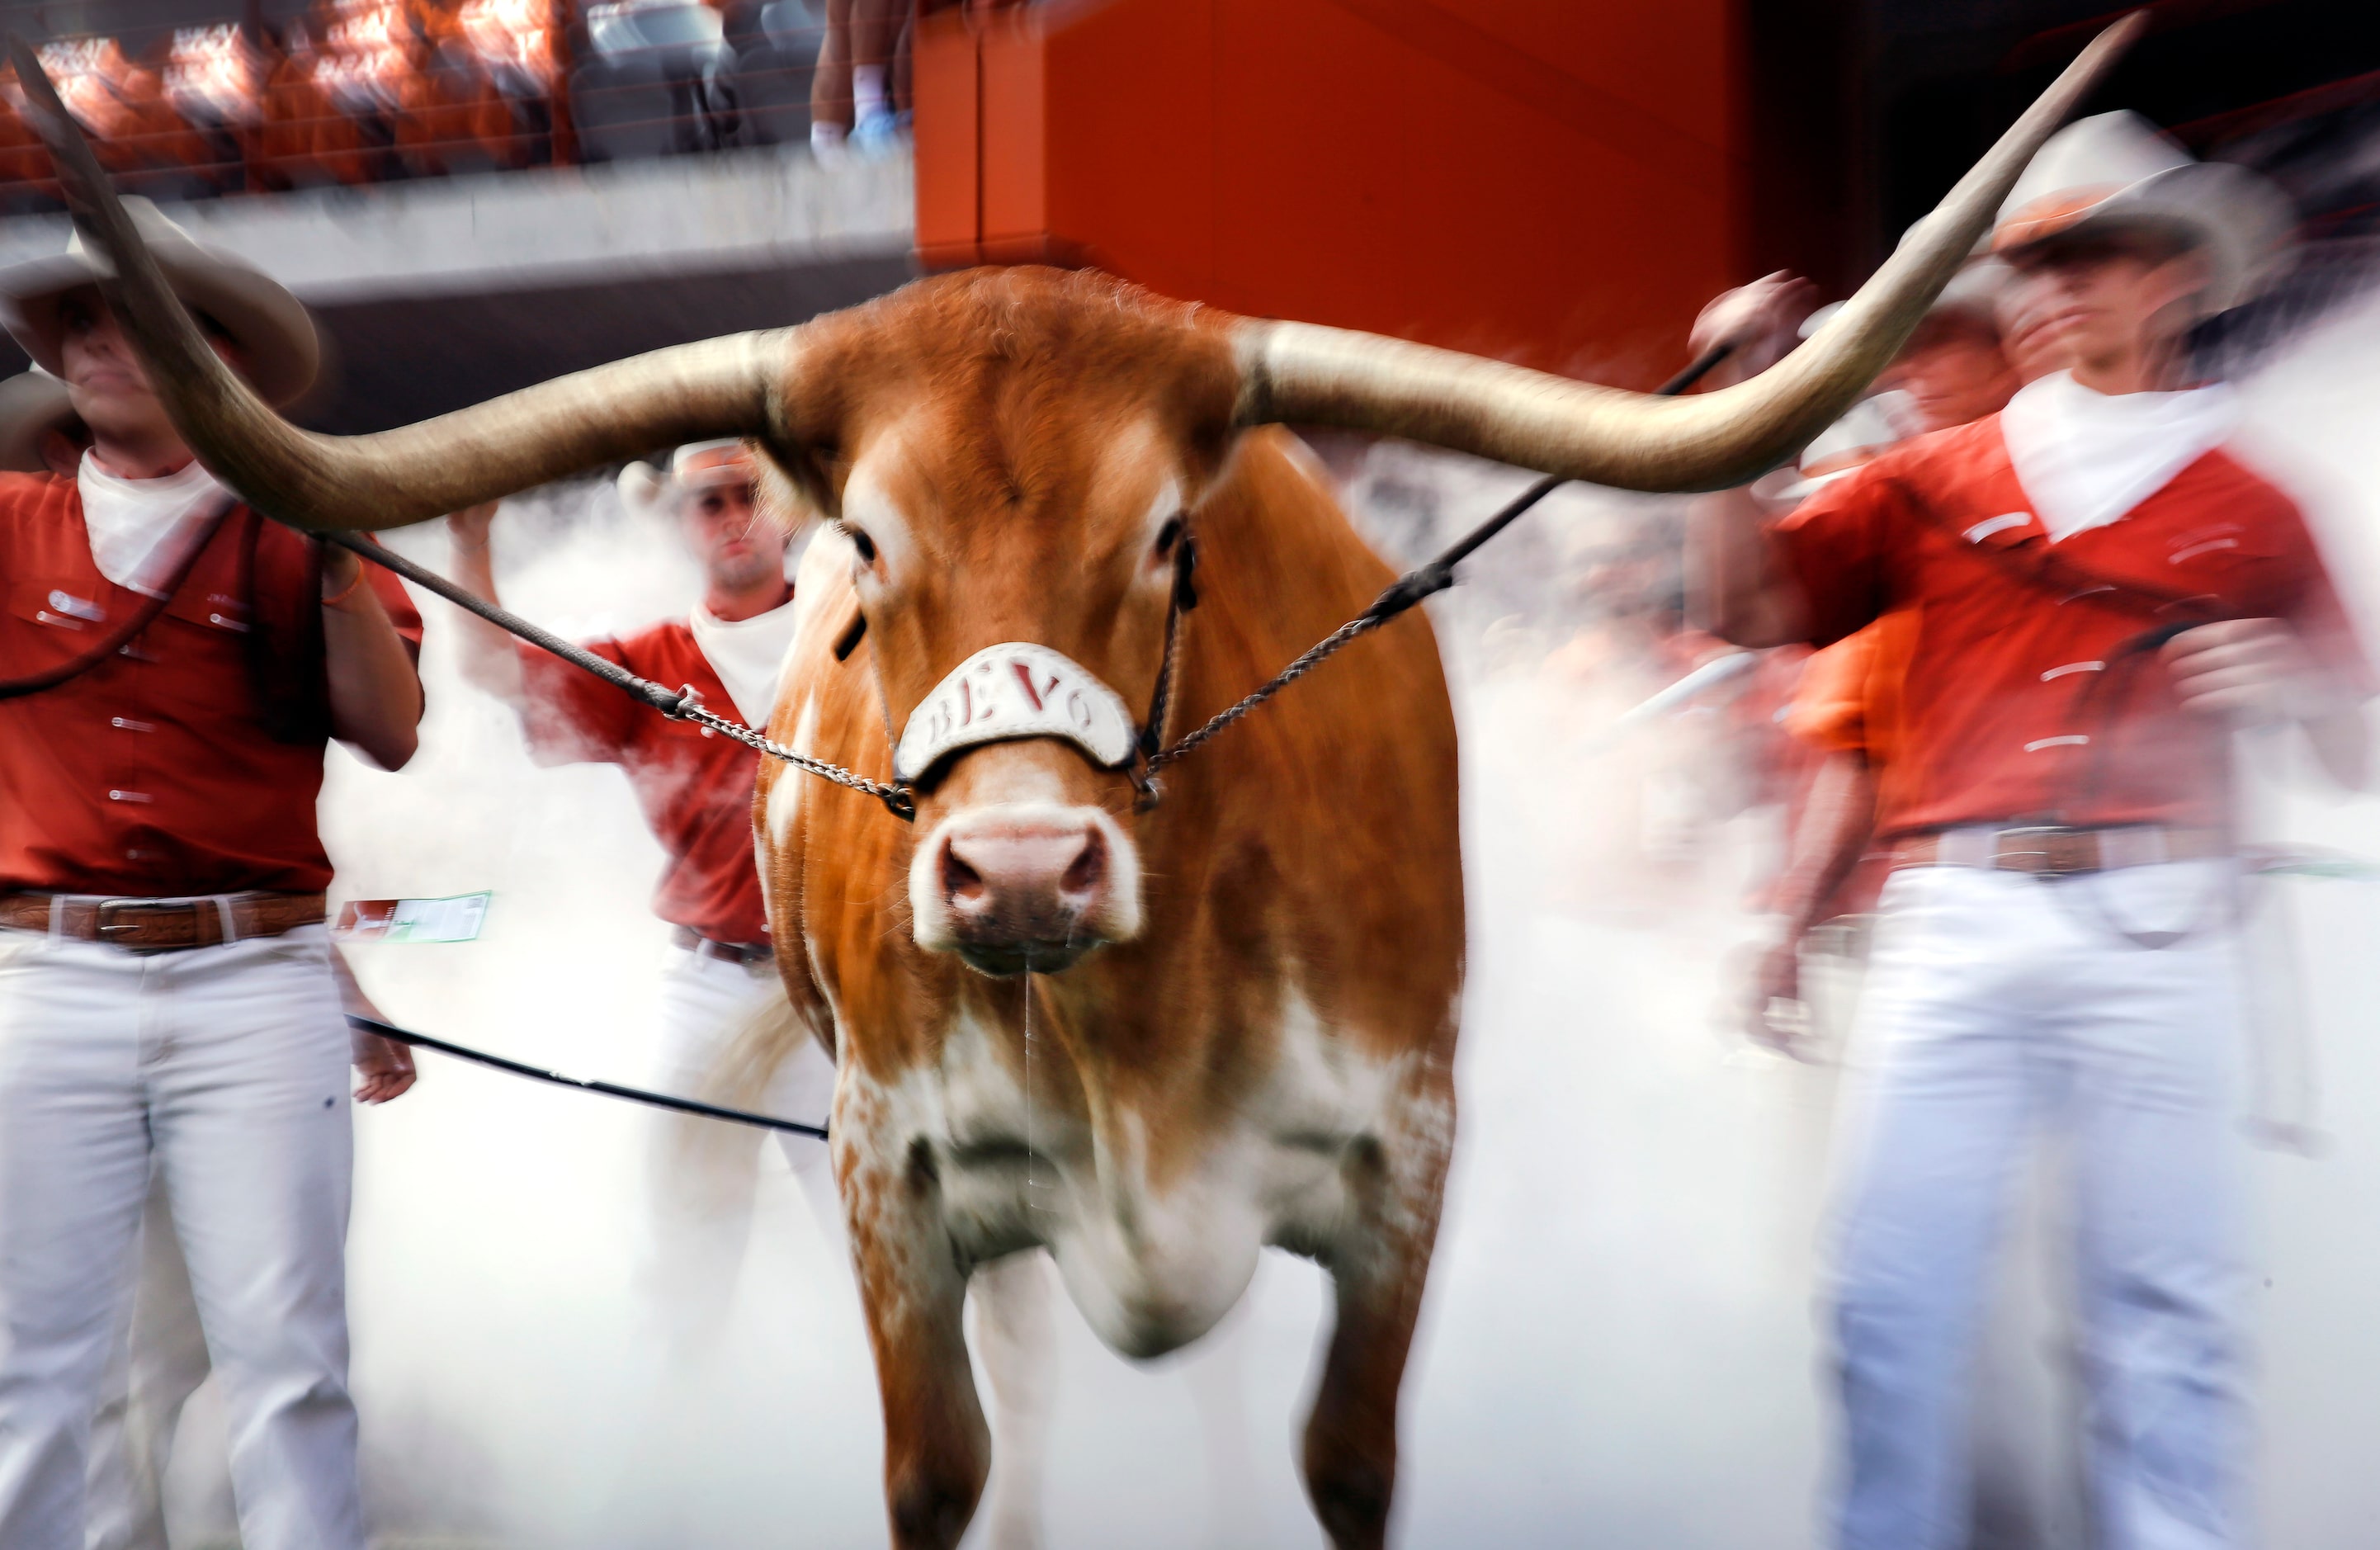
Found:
[77,452,230,597]
[687,594,799,726]
[2000,370,2241,544]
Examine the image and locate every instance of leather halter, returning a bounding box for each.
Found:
[875,532,1200,802]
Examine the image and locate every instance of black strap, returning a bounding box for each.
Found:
[1882,473,2224,628]
[0,507,229,701]
[350,1014,829,1139]
[1880,473,2243,947]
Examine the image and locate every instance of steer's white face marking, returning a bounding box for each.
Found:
[1136,477,1183,548]
[848,981,1408,1359]
[836,465,918,593]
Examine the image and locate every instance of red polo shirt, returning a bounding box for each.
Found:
[1772,416,2369,839]
[0,472,423,897]
[517,621,770,945]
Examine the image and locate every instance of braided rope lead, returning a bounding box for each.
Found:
[1141,475,1557,778]
[1142,343,1731,783]
[1144,612,1389,777]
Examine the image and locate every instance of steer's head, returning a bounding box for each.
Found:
[777,273,1244,974]
[1,22,2140,968]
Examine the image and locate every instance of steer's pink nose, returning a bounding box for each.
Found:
[937,815,1112,973]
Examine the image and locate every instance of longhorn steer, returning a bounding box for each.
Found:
[756,268,1462,1547]
[7,17,2139,1545]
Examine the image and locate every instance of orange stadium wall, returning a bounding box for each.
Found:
[914,0,1745,389]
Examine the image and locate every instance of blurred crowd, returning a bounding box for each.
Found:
[0,0,955,210]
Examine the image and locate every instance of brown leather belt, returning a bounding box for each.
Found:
[671,925,772,966]
[0,891,328,952]
[1893,825,2227,878]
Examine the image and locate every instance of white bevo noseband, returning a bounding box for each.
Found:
[893,642,1139,785]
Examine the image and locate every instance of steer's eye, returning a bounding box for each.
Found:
[1153,517,1183,560]
[845,526,879,565]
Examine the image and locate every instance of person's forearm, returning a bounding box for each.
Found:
[1772,754,1877,936]
[448,527,528,706]
[323,556,423,771]
[1688,487,1809,648]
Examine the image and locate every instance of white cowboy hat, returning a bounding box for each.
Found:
[0,368,81,474]
[0,196,319,406]
[1990,111,2292,312]
[616,437,755,515]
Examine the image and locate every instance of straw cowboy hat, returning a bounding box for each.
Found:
[0,368,79,474]
[1991,110,2293,312]
[0,196,319,407]
[616,438,757,515]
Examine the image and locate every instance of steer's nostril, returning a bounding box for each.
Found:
[942,847,986,902]
[921,810,1136,969]
[1060,834,1105,897]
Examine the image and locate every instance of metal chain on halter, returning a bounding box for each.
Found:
[321,532,918,820]
[667,693,918,819]
[1140,341,1733,785]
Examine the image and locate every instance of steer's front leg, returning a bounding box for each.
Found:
[842,1124,987,1550]
[1302,1069,1457,1550]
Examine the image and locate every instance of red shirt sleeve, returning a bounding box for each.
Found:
[518,637,638,765]
[1768,461,1908,650]
[361,555,423,664]
[1783,629,1875,754]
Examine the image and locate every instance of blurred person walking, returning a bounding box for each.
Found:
[446,442,841,1334]
[1726,260,2091,1550]
[1689,114,2373,1550]
[0,201,424,1550]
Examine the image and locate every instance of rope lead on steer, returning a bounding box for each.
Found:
[1142,341,1733,777]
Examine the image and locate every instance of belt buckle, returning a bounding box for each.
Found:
[1995,825,2082,877]
[93,899,159,939]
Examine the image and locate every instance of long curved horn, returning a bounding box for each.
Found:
[1230,12,2144,493]
[7,35,788,532]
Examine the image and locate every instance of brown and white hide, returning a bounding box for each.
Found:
[753,269,1462,1550]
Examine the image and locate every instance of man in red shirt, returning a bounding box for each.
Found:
[0,200,424,1550]
[1691,115,2371,1550]
[446,442,838,1342]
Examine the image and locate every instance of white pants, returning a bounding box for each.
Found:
[1830,862,2248,1550]
[85,1174,211,1550]
[639,943,840,1356]
[0,925,362,1550]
